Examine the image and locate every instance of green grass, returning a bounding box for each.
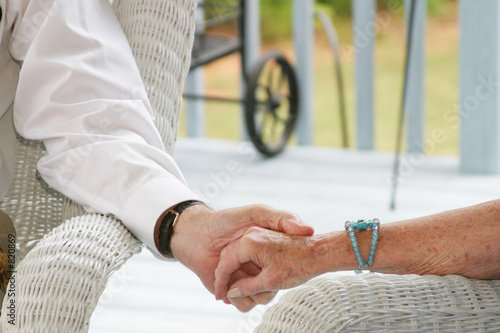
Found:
[180,2,459,156]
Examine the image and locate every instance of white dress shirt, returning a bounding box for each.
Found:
[0,0,198,257]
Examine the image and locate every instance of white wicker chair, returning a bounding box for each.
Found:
[256,273,500,332]
[0,0,196,331]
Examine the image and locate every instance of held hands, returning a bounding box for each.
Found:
[169,204,314,312]
[214,227,321,305]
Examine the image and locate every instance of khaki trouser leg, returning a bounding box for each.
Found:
[0,209,15,311]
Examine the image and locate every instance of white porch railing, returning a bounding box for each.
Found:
[184,0,500,175]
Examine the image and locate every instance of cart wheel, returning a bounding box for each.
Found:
[245,51,299,157]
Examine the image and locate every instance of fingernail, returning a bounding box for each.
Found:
[226,288,242,298]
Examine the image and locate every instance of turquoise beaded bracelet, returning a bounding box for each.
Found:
[344,218,380,274]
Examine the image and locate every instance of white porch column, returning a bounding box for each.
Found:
[353,0,376,150]
[185,2,205,137]
[459,0,500,174]
[293,0,315,145]
[240,0,260,140]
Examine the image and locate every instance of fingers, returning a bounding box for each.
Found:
[223,273,274,300]
[225,290,277,312]
[215,257,273,301]
[215,227,289,300]
[230,265,277,306]
[214,241,250,300]
[249,205,314,236]
[226,296,256,312]
[214,244,278,309]
[280,215,315,236]
[223,270,278,312]
[249,290,277,305]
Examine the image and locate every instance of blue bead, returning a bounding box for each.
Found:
[347,218,381,274]
[345,221,353,231]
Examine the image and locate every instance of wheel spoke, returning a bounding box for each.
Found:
[266,63,275,92]
[276,102,292,124]
[260,112,271,140]
[256,102,268,111]
[277,66,287,93]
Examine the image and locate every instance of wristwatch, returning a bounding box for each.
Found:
[157,200,203,259]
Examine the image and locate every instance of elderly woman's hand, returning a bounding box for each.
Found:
[214,227,322,302]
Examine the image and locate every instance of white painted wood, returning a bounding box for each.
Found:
[185,2,206,138]
[185,68,205,138]
[353,0,376,150]
[293,0,315,145]
[459,0,500,174]
[240,0,261,141]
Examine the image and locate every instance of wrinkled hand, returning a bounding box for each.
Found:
[214,227,321,302]
[170,204,314,312]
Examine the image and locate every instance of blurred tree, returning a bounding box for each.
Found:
[202,0,448,41]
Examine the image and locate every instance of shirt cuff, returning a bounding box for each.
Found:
[120,176,199,260]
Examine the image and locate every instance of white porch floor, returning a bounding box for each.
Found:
[89,138,500,333]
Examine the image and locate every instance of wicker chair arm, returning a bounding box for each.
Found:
[0,1,196,331]
[255,273,500,332]
[1,214,142,333]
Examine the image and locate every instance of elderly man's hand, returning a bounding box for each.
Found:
[170,204,314,312]
[213,227,323,304]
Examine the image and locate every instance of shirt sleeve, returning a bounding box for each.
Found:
[11,0,199,258]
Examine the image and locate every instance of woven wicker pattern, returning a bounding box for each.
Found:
[0,137,64,260]
[255,274,500,332]
[1,215,141,332]
[0,0,196,331]
[113,0,197,155]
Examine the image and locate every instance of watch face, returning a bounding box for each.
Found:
[0,209,16,297]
